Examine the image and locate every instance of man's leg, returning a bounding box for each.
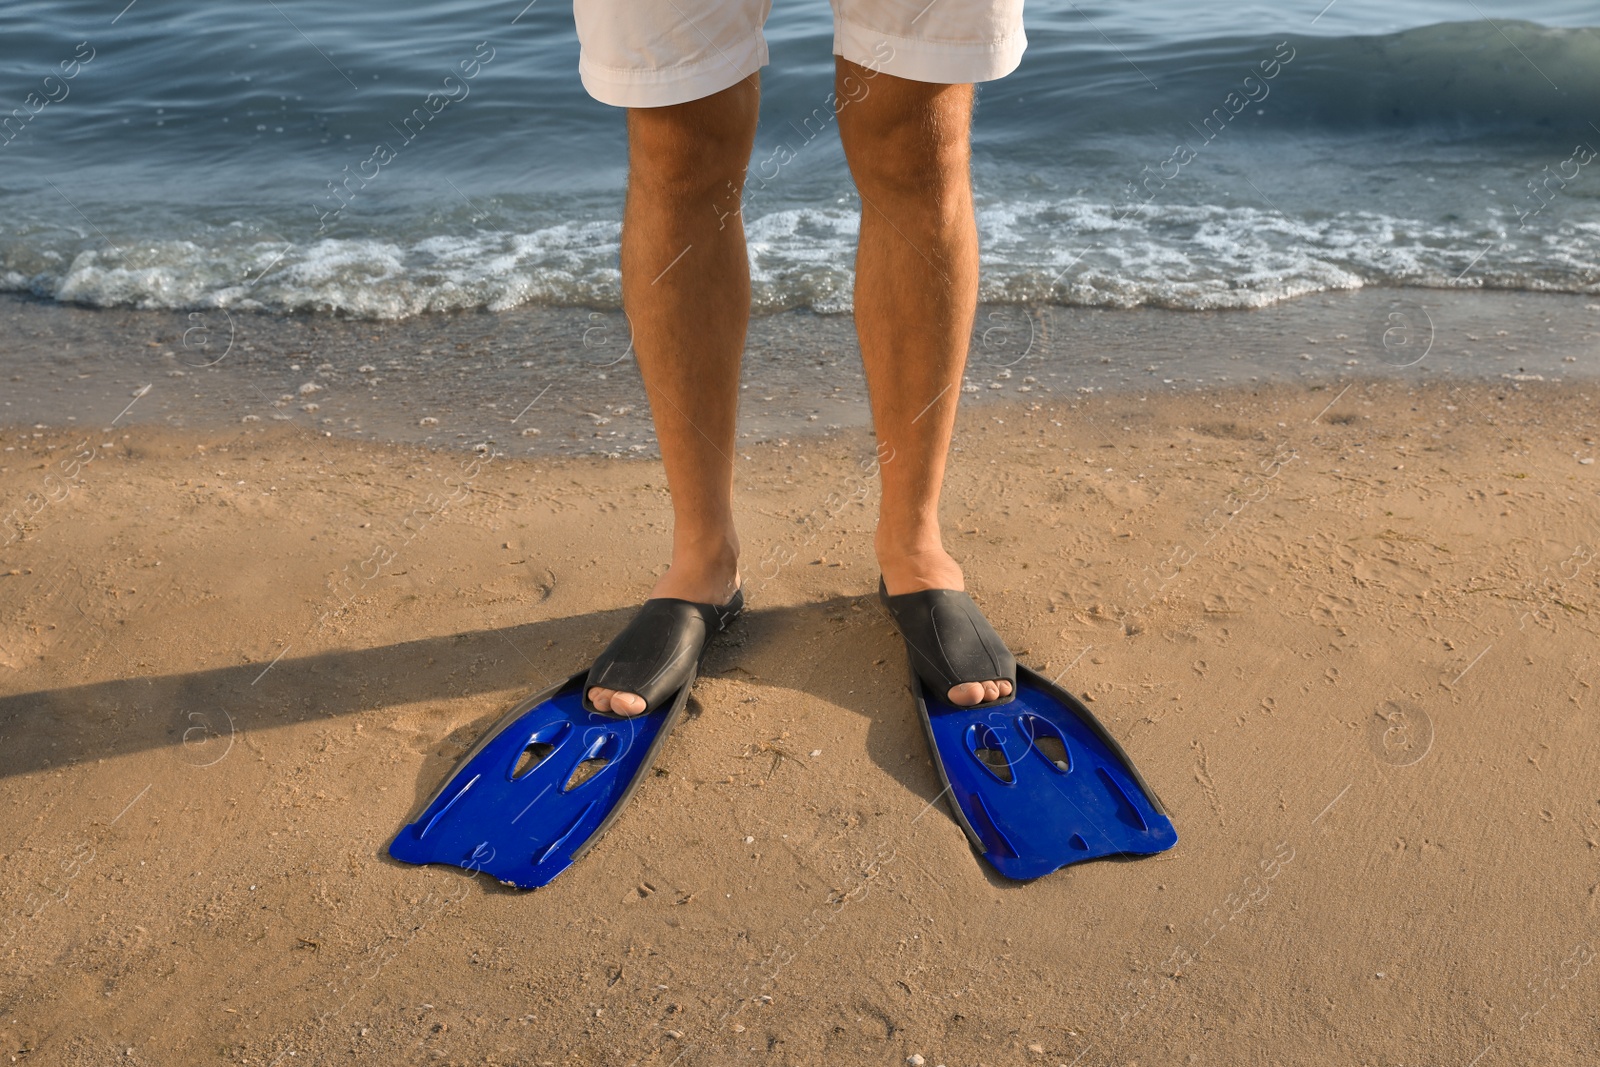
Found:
[587,76,760,715]
[835,58,1010,708]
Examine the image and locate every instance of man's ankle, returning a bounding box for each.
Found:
[874,533,947,564]
[672,531,739,563]
[875,541,964,596]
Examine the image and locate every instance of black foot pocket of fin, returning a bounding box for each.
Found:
[582,588,744,714]
[879,578,1017,709]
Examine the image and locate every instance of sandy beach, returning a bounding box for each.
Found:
[2,374,1596,1066]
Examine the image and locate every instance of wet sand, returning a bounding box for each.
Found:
[4,288,1597,460]
[2,375,1597,1066]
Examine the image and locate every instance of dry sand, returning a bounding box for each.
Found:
[2,378,1598,1066]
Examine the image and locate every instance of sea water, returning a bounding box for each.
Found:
[2,0,1597,322]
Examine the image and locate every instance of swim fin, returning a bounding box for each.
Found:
[879,580,1175,879]
[911,664,1178,879]
[387,667,692,888]
[389,591,742,888]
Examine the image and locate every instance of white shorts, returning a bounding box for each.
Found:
[575,0,1027,108]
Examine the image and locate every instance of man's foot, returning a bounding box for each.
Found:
[878,543,1014,707]
[587,538,740,715]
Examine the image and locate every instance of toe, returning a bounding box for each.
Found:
[588,686,613,712]
[947,681,986,706]
[998,679,1014,698]
[611,691,647,716]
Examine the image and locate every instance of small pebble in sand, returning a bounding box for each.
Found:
[810,749,822,758]
[743,836,754,844]
[907,1056,924,1066]
[419,417,439,427]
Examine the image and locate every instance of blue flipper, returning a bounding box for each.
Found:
[913,664,1178,880]
[391,591,740,888]
[387,667,689,888]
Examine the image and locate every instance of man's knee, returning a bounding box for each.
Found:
[848,123,969,199]
[840,84,971,197]
[627,82,759,196]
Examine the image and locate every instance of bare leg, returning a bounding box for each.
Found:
[835,58,1010,707]
[587,76,759,715]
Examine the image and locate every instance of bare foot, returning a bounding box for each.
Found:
[878,542,1014,707]
[587,535,741,716]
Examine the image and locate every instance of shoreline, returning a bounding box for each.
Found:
[2,287,1595,459]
